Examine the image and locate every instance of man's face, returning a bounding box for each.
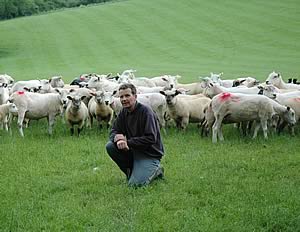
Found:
[119,88,137,111]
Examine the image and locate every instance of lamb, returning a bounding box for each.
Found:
[0,102,18,132]
[9,89,67,137]
[88,91,114,129]
[160,90,211,130]
[65,95,89,136]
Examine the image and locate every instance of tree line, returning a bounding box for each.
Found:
[0,0,111,20]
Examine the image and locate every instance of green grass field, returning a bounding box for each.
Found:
[1,0,300,231]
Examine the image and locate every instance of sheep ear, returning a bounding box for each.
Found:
[106,73,112,78]
[175,90,181,95]
[81,95,86,101]
[287,106,290,111]
[162,77,167,82]
[159,91,166,96]
[23,87,30,91]
[112,90,118,96]
[67,96,73,100]
[55,88,60,93]
[69,89,75,93]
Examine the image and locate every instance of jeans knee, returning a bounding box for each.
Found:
[106,141,116,156]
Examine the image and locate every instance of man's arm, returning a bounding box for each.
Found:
[127,111,159,148]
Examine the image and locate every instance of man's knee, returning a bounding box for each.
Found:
[106,141,116,156]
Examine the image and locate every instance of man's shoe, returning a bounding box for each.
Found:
[156,166,164,179]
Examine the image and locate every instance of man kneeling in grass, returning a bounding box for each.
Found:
[106,83,164,186]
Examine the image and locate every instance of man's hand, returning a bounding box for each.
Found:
[114,134,126,143]
[116,140,129,151]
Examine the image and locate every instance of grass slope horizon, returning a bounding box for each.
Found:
[0,0,299,82]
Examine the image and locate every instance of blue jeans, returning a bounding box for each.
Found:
[106,141,161,186]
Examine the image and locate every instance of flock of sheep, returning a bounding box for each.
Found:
[0,70,299,142]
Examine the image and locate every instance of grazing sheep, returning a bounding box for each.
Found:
[65,95,89,136]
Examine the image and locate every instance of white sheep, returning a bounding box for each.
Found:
[211,92,278,143]
[88,91,114,129]
[0,83,10,104]
[65,95,89,136]
[265,71,300,90]
[160,90,211,130]
[9,89,67,137]
[49,76,64,88]
[0,102,18,132]
[0,74,14,84]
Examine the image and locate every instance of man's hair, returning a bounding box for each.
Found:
[118,83,137,95]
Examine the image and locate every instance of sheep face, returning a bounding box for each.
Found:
[283,107,296,125]
[266,71,281,85]
[160,90,180,105]
[9,103,18,113]
[95,91,105,104]
[68,95,85,110]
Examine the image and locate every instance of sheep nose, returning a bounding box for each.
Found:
[105,101,109,105]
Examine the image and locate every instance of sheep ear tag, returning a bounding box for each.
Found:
[17,91,25,95]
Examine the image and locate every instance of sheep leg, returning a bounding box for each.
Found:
[252,122,260,139]
[277,121,287,134]
[89,114,93,128]
[218,124,224,141]
[212,114,224,143]
[70,127,74,136]
[181,117,189,130]
[261,120,268,139]
[3,116,8,131]
[288,124,295,136]
[48,115,56,135]
[17,110,26,137]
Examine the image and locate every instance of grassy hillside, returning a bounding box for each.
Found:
[0,0,299,82]
[1,1,300,231]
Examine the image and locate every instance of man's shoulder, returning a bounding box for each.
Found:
[137,102,153,113]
